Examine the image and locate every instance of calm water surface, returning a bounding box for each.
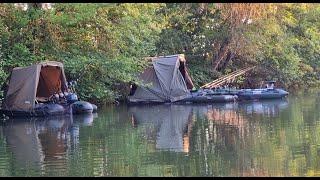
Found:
[0,91,320,177]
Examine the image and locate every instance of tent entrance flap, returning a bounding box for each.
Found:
[36,66,65,98]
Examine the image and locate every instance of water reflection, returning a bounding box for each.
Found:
[239,99,289,117]
[188,99,292,176]
[2,94,320,176]
[127,99,291,176]
[129,105,193,153]
[1,113,97,175]
[128,99,289,154]
[72,113,98,127]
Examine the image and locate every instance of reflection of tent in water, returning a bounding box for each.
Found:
[3,120,45,169]
[3,116,72,171]
[128,54,194,103]
[2,61,68,114]
[129,105,193,152]
[2,114,97,172]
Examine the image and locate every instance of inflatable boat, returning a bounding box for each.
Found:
[178,94,237,103]
[0,103,65,117]
[71,101,96,114]
[65,93,98,114]
[237,88,289,100]
[175,88,237,104]
[237,81,289,100]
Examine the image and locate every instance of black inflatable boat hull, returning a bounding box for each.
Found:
[178,95,237,103]
[0,103,65,117]
[237,89,289,100]
[71,101,97,114]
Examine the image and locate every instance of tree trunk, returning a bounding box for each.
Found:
[219,51,235,72]
[213,37,230,71]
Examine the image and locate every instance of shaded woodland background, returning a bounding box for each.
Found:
[0,3,319,104]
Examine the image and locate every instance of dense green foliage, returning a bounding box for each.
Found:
[0,3,165,104]
[156,3,320,89]
[0,3,319,104]
[248,4,320,89]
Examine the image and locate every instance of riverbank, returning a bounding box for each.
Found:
[0,3,319,106]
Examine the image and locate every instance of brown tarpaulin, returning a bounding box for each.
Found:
[3,61,67,111]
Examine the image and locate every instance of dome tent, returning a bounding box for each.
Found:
[128,54,194,104]
[2,61,68,112]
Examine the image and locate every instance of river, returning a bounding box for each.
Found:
[0,91,319,176]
